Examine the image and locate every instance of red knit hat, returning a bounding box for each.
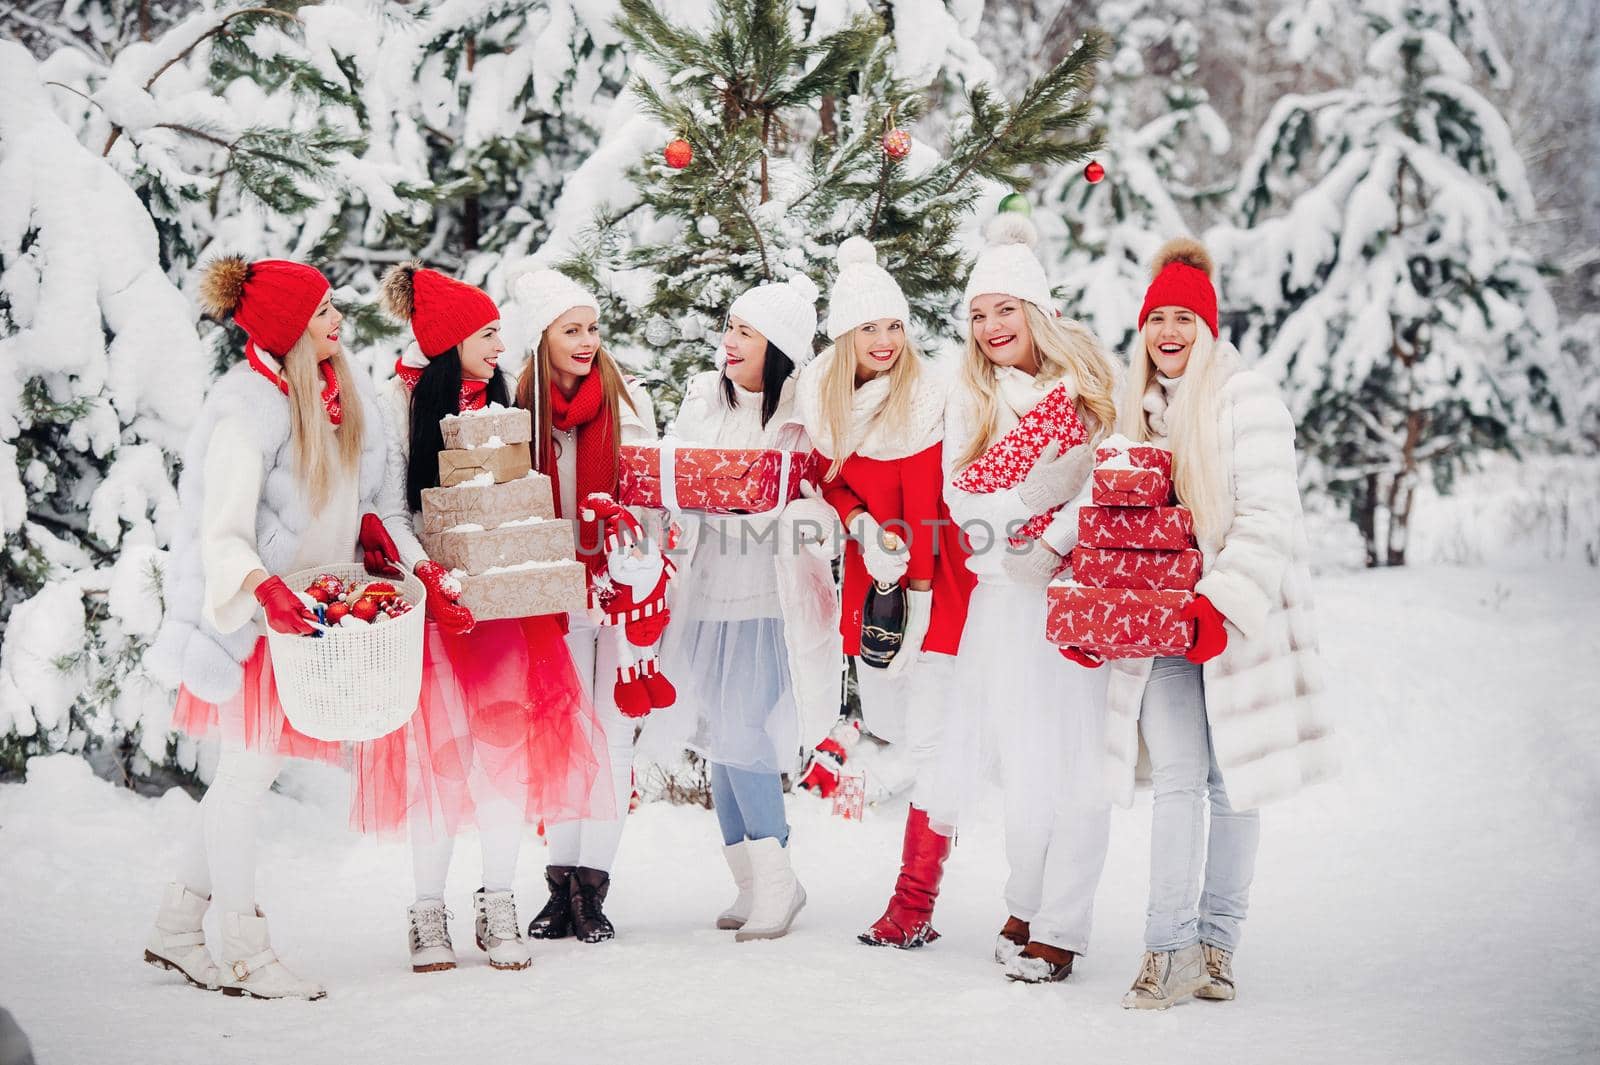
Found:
[1137,238,1218,338]
[380,263,499,358]
[198,257,330,357]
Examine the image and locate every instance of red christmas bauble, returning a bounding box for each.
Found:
[1084,160,1106,184]
[325,601,350,625]
[350,596,380,623]
[882,128,912,161]
[665,138,693,169]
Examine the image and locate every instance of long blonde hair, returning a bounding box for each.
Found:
[515,335,638,476]
[282,331,365,512]
[955,304,1118,467]
[1116,324,1237,542]
[819,326,924,479]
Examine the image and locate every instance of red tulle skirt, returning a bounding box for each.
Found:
[350,616,611,838]
[171,637,345,764]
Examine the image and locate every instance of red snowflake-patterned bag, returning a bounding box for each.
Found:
[951,383,1088,543]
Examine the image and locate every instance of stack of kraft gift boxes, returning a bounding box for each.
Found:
[1046,436,1202,658]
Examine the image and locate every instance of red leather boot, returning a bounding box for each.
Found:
[858,806,952,948]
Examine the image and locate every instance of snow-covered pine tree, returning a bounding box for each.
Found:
[561,0,1106,418]
[0,42,210,780]
[1223,0,1560,566]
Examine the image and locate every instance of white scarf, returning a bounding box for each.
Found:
[795,348,947,461]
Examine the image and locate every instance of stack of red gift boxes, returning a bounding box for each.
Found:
[1045,437,1204,658]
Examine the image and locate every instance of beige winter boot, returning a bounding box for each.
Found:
[716,843,754,930]
[217,911,326,1000]
[1120,944,1207,1010]
[734,837,806,942]
[143,883,220,990]
[1194,943,1237,1001]
[473,889,532,970]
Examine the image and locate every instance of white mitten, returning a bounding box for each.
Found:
[852,511,909,585]
[1001,540,1064,587]
[884,589,932,678]
[1017,440,1094,515]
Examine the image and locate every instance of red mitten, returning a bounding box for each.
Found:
[254,576,317,635]
[625,610,670,648]
[1181,594,1228,664]
[414,561,476,636]
[359,513,403,577]
[1058,645,1105,669]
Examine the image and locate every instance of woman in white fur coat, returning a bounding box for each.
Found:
[647,274,842,941]
[1091,238,1337,1010]
[142,256,400,1001]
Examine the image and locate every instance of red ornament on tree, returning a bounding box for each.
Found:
[882,128,912,161]
[665,138,693,169]
[1084,160,1106,184]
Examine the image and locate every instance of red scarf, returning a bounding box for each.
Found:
[545,370,616,572]
[247,340,342,425]
[394,358,489,412]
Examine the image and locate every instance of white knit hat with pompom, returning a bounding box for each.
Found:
[509,267,601,339]
[825,236,911,340]
[963,213,1055,313]
[727,272,821,366]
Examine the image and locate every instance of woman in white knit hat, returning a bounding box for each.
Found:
[644,273,842,940]
[510,267,657,945]
[929,212,1120,983]
[795,237,977,950]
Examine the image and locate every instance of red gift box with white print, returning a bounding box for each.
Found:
[1045,585,1196,657]
[950,382,1089,542]
[1078,505,1195,551]
[1070,546,1202,592]
[1094,436,1173,478]
[617,443,821,514]
[1091,466,1173,508]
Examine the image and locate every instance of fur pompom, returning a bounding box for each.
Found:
[983,213,1038,249]
[786,272,820,305]
[1151,237,1213,280]
[837,236,878,269]
[379,261,421,321]
[197,255,250,321]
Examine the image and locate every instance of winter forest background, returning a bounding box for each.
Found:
[1,0,1597,786]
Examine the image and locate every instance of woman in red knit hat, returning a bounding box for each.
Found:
[1096,238,1336,1009]
[356,263,609,974]
[143,256,402,1000]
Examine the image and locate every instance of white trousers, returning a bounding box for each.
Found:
[853,651,954,818]
[545,619,634,872]
[175,739,283,919]
[409,765,526,900]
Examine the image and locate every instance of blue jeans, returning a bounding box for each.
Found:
[710,762,789,847]
[1140,657,1261,952]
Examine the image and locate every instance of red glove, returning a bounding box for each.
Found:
[1058,646,1105,669]
[254,576,317,636]
[414,561,476,636]
[1181,594,1228,665]
[359,513,403,578]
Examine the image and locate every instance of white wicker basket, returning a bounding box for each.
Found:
[265,563,426,742]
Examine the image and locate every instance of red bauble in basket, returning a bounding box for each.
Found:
[665,138,693,169]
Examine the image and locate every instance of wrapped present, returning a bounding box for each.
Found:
[618,443,821,514]
[421,473,555,535]
[438,443,532,488]
[453,559,588,621]
[1079,504,1195,551]
[440,406,533,450]
[1070,546,1203,591]
[1091,466,1174,508]
[831,773,867,821]
[1094,434,1174,479]
[1045,583,1195,657]
[951,382,1089,542]
[422,519,576,577]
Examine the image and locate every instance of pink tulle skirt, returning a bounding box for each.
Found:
[171,637,345,764]
[350,616,611,839]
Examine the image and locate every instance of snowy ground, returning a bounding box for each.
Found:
[2,563,1597,1065]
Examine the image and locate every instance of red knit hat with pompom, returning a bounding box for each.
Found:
[198,257,330,357]
[380,262,499,358]
[1138,238,1218,338]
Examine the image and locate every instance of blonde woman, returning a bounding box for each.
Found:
[143,257,399,1000]
[795,237,976,949]
[1101,239,1336,1009]
[931,214,1120,983]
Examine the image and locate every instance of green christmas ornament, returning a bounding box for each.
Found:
[997,192,1031,216]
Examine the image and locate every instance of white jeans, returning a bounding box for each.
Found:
[853,651,954,817]
[409,766,525,900]
[546,618,633,872]
[1140,656,1261,952]
[176,740,283,919]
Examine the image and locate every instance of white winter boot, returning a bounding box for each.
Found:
[473,889,531,970]
[143,883,220,990]
[217,911,326,1001]
[716,842,754,930]
[408,899,456,974]
[1194,944,1236,1001]
[1120,944,1207,1010]
[734,837,806,942]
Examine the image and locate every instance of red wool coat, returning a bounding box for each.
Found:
[820,442,976,656]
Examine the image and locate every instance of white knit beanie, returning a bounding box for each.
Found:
[825,237,911,340]
[728,273,821,367]
[509,267,600,339]
[962,214,1055,312]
